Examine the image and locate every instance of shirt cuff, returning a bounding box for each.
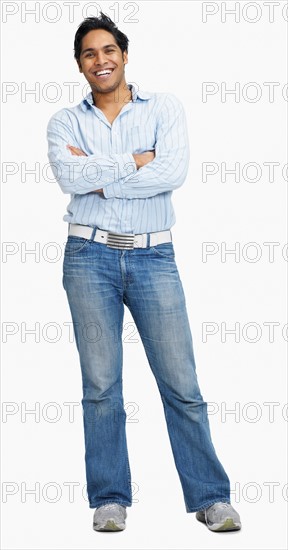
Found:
[103,153,136,199]
[103,180,123,199]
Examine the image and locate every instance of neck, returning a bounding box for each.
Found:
[92,81,132,110]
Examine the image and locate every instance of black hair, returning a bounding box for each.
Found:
[74,12,129,62]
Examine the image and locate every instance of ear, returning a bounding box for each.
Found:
[77,60,83,73]
[123,51,128,65]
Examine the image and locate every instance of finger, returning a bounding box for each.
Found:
[67,145,81,152]
[66,145,87,156]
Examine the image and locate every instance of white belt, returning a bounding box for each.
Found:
[68,224,172,250]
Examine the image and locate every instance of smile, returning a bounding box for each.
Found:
[93,68,115,79]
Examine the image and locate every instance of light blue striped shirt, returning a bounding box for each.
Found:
[47,83,190,234]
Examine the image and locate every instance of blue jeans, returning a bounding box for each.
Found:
[62,233,230,512]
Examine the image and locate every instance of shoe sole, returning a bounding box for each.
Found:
[209,518,241,531]
[196,513,241,532]
[93,519,126,532]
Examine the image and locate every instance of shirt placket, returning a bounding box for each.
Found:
[110,114,133,234]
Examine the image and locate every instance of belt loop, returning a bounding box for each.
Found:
[146,232,150,248]
[90,226,97,241]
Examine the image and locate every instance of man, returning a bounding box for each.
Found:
[47,13,241,533]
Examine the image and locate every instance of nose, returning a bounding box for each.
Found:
[95,52,107,66]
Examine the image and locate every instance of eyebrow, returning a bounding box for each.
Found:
[81,44,117,55]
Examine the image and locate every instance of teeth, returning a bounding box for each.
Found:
[95,69,112,76]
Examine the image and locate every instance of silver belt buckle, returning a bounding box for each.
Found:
[106,231,135,249]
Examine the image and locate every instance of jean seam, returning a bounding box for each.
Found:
[64,237,90,255]
[151,247,175,259]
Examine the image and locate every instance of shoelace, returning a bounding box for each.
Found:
[209,502,230,512]
[98,503,120,510]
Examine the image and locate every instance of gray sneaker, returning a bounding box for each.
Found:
[93,503,127,532]
[196,502,241,532]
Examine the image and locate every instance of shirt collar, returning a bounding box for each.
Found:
[81,83,152,112]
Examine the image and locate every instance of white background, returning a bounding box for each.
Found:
[1,1,287,549]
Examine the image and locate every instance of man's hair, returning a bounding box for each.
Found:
[74,12,129,62]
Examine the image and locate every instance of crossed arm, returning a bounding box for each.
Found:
[66,145,155,195]
[47,94,190,199]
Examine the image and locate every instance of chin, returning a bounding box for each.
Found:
[97,83,120,94]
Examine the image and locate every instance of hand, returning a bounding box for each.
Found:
[132,150,155,169]
[66,144,103,193]
[66,145,87,157]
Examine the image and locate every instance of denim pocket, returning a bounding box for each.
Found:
[151,242,175,259]
[64,236,90,255]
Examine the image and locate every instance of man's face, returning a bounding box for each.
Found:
[77,29,128,95]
